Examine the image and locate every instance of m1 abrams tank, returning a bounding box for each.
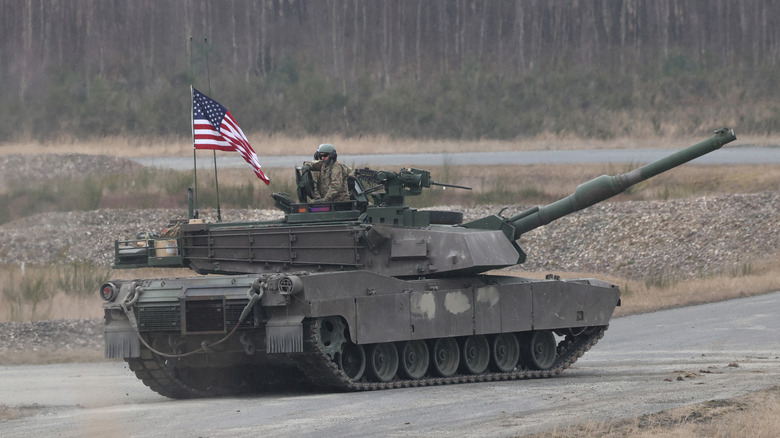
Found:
[101,129,736,398]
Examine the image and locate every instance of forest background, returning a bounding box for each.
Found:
[2,0,780,144]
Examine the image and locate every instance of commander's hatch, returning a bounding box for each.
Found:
[271,166,367,223]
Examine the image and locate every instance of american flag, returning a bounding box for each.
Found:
[192,87,270,185]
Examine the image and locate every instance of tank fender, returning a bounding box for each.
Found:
[301,271,415,344]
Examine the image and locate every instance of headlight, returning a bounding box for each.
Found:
[100,282,118,301]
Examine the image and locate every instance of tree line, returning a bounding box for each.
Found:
[2,0,779,142]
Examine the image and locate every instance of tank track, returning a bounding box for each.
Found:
[124,323,607,397]
[290,320,608,391]
[125,348,220,399]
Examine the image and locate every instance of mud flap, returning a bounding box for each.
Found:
[266,315,304,353]
[105,326,140,358]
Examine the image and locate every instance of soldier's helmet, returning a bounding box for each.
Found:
[315,143,337,161]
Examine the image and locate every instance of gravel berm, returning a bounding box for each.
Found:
[1,154,778,358]
[1,194,777,279]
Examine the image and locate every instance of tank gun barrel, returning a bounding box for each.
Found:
[506,128,736,238]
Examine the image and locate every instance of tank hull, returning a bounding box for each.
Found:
[103,271,619,397]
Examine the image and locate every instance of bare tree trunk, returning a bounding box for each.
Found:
[362,2,367,74]
[619,0,627,74]
[580,1,597,66]
[497,2,503,74]
[398,0,405,78]
[457,0,465,68]
[441,0,449,74]
[245,0,252,81]
[415,0,421,82]
[331,0,340,85]
[515,0,525,72]
[381,0,390,88]
[352,0,359,81]
[660,0,669,59]
[21,0,32,99]
[478,1,486,66]
[230,0,237,71]
[148,0,154,70]
[260,0,267,74]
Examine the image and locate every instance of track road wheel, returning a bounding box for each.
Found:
[399,340,429,379]
[338,342,366,381]
[368,343,399,382]
[491,333,520,372]
[431,338,460,377]
[522,330,557,370]
[461,335,490,374]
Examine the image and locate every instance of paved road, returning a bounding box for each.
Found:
[132,145,780,170]
[2,292,778,437]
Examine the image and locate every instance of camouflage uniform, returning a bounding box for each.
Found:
[314,161,351,202]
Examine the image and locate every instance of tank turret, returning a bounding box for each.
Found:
[101,129,736,398]
[113,128,735,277]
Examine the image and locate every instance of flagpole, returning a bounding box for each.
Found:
[190,84,199,219]
[205,35,222,222]
[189,37,199,219]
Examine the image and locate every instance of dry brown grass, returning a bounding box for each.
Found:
[0,266,193,321]
[2,132,779,158]
[531,386,780,438]
[443,163,780,202]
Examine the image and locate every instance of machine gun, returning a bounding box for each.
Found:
[354,167,471,206]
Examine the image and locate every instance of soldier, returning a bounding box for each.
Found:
[310,143,351,202]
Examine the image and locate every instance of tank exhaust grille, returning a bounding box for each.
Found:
[138,305,180,331]
[225,300,254,329]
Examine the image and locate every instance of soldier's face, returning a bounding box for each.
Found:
[320,153,330,161]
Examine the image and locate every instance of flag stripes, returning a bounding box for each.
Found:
[192,87,270,185]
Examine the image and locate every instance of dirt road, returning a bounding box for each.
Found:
[1,292,778,437]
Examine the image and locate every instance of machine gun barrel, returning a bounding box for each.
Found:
[431,181,472,190]
[508,128,737,238]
